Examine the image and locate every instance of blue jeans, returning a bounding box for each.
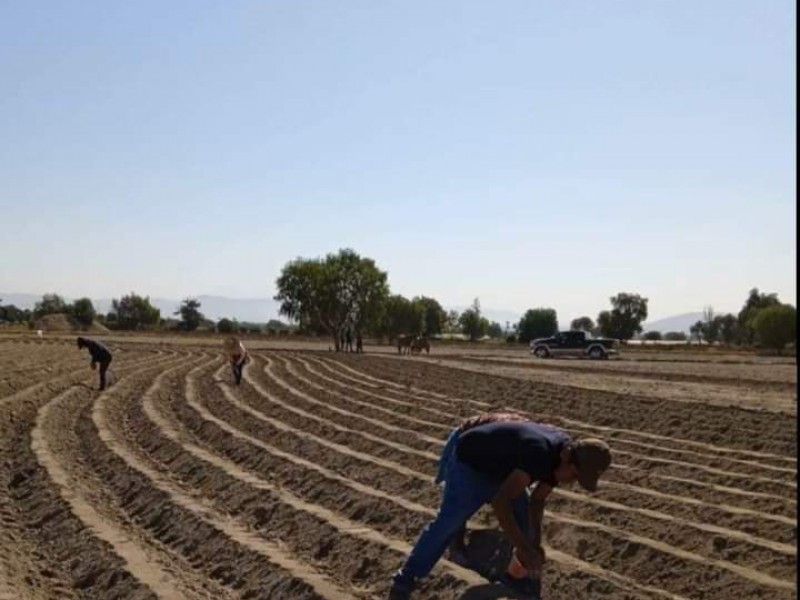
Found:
[231,357,246,385]
[394,429,530,586]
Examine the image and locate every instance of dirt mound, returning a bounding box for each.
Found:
[86,320,110,333]
[33,313,109,333]
[34,313,76,331]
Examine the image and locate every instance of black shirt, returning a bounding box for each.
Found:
[456,421,571,484]
[81,338,112,362]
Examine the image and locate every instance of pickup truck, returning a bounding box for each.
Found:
[530,330,620,359]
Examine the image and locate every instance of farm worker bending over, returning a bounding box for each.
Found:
[76,336,113,391]
[224,336,249,385]
[389,411,612,600]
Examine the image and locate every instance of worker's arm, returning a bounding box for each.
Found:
[491,469,539,569]
[528,482,552,551]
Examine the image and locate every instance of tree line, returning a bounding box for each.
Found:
[2,249,795,353]
[0,293,290,334]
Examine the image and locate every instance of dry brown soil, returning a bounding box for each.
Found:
[0,336,795,600]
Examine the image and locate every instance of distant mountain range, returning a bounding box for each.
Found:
[641,312,705,334]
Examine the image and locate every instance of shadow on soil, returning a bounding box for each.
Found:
[456,529,531,600]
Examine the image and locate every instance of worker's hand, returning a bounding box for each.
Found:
[514,544,544,575]
[90,361,97,371]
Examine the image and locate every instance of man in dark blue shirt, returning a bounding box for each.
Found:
[76,337,113,390]
[389,412,612,600]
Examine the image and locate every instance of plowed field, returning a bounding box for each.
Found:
[0,339,796,600]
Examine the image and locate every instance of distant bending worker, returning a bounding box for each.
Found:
[224,336,249,385]
[76,336,113,391]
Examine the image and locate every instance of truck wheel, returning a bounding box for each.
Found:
[588,346,605,360]
[534,347,550,358]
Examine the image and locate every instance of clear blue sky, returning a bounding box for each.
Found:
[1,1,795,322]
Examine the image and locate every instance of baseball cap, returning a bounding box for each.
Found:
[572,438,612,492]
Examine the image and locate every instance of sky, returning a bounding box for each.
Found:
[0,1,795,323]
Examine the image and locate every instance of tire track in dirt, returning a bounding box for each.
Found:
[175,362,700,600]
[92,357,361,600]
[248,355,797,594]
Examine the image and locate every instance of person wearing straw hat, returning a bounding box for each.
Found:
[223,336,249,385]
[389,412,612,600]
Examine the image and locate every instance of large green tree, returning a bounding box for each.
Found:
[0,300,29,324]
[217,318,239,334]
[33,293,68,318]
[517,308,558,343]
[412,296,446,336]
[738,288,781,345]
[596,293,648,340]
[70,297,96,327]
[381,295,424,340]
[109,293,161,330]
[570,316,595,333]
[486,321,504,339]
[459,298,487,341]
[175,298,204,331]
[275,249,389,350]
[717,313,739,346]
[752,305,796,354]
[700,306,720,345]
[664,331,687,341]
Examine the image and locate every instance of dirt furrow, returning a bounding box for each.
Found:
[107,358,484,600]
[262,355,797,505]
[90,358,363,600]
[325,356,797,467]
[291,355,796,547]
[217,360,796,552]
[291,355,796,482]
[32,356,209,600]
[221,358,798,597]
[332,355,797,459]
[454,355,797,389]
[172,361,703,600]
[285,356,453,433]
[0,351,183,600]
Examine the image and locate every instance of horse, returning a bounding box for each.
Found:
[397,334,414,355]
[410,336,431,355]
